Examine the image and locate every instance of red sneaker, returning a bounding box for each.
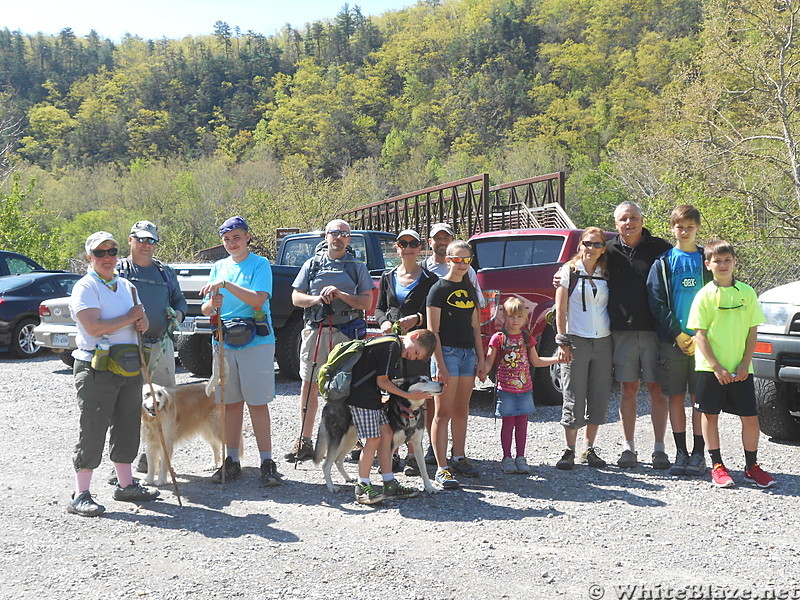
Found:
[744,464,776,488]
[710,463,735,488]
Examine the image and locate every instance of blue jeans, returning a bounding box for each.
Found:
[431,346,477,378]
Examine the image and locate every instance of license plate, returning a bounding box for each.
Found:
[53,334,69,347]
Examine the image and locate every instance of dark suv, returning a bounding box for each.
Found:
[753,280,800,440]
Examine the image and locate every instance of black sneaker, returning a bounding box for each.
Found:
[211,456,242,484]
[67,491,105,517]
[581,447,607,469]
[284,438,314,463]
[355,482,385,505]
[404,455,421,477]
[383,479,420,499]
[260,458,283,487]
[556,449,575,470]
[113,483,160,502]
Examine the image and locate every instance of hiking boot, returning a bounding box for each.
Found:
[556,449,575,470]
[404,455,421,477]
[501,456,518,474]
[744,464,776,488]
[670,449,690,476]
[383,479,420,499]
[710,463,735,488]
[284,437,314,463]
[617,450,638,469]
[67,491,105,517]
[685,452,707,476]
[392,452,405,473]
[355,482,385,505]
[260,459,283,487]
[424,445,437,466]
[211,456,242,484]
[515,456,531,474]
[350,440,364,462]
[435,468,460,489]
[113,482,160,502]
[136,452,148,474]
[449,456,479,478]
[581,447,607,469]
[652,450,671,470]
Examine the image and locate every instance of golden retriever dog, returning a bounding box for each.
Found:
[141,382,235,486]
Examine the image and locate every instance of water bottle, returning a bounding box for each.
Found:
[254,308,270,337]
[91,337,111,371]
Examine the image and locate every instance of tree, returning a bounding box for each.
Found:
[0,92,22,183]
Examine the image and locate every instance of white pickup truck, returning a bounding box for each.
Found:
[752,280,800,441]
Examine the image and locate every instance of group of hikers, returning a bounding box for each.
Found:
[64,201,775,516]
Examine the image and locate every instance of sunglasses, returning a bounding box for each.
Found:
[718,283,745,310]
[447,255,473,264]
[91,247,119,258]
[397,239,421,248]
[327,230,351,238]
[582,240,605,249]
[134,237,157,245]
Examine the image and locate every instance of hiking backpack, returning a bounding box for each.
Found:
[303,240,365,324]
[317,335,401,403]
[545,266,606,325]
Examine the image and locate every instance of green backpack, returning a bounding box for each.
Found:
[318,335,401,403]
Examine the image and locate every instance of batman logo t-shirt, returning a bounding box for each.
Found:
[427,278,479,348]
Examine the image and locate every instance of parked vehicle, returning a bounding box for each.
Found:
[752,280,800,441]
[33,296,78,366]
[176,230,398,378]
[0,250,45,277]
[0,272,81,357]
[470,228,604,405]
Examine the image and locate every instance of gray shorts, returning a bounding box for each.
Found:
[214,343,275,406]
[657,341,696,397]
[299,324,350,382]
[612,330,660,384]
[560,335,613,429]
[349,405,388,439]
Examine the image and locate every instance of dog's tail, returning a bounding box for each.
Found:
[312,420,327,465]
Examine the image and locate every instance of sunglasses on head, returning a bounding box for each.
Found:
[397,239,421,248]
[92,247,119,258]
[134,237,157,245]
[582,240,605,249]
[447,255,473,264]
[327,230,351,238]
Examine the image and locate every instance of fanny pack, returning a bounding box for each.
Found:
[336,318,367,340]
[90,344,147,377]
[221,317,269,348]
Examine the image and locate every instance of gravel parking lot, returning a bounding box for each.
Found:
[1,353,799,600]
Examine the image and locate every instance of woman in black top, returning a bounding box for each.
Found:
[426,240,486,489]
[374,229,438,474]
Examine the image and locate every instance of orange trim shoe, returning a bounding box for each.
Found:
[710,463,735,488]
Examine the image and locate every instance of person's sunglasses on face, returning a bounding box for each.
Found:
[327,230,351,238]
[397,240,421,248]
[581,240,604,249]
[447,255,473,264]
[92,248,119,258]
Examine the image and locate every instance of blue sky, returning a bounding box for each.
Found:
[2,0,416,41]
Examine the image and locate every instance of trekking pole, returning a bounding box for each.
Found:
[216,305,227,486]
[296,319,325,470]
[131,288,183,507]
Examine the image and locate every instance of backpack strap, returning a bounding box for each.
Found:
[117,257,175,296]
[351,335,401,388]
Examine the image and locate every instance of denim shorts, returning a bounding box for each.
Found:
[495,389,535,418]
[431,346,477,378]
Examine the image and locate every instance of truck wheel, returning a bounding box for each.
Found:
[58,352,75,368]
[176,334,212,378]
[275,316,303,381]
[755,377,800,441]
[10,318,41,358]
[532,328,563,406]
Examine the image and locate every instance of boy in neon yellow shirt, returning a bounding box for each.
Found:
[687,240,775,488]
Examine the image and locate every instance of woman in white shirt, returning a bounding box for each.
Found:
[67,232,159,517]
[554,227,613,471]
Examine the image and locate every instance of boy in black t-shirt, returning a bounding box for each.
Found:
[348,329,437,504]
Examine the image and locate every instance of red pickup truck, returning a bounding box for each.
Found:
[471,228,591,405]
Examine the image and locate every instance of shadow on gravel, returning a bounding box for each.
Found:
[101,500,300,542]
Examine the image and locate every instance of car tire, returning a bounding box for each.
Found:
[58,352,75,368]
[176,334,212,378]
[275,315,303,381]
[532,327,563,406]
[10,317,41,358]
[755,377,800,441]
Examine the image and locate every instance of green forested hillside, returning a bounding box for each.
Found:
[1,0,798,288]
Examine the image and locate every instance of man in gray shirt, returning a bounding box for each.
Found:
[285,219,375,462]
[118,220,188,386]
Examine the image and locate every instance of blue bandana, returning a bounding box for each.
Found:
[89,267,119,290]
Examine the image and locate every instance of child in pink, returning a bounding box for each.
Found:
[485,297,563,474]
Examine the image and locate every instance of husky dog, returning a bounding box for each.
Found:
[141,383,230,486]
[313,375,444,494]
